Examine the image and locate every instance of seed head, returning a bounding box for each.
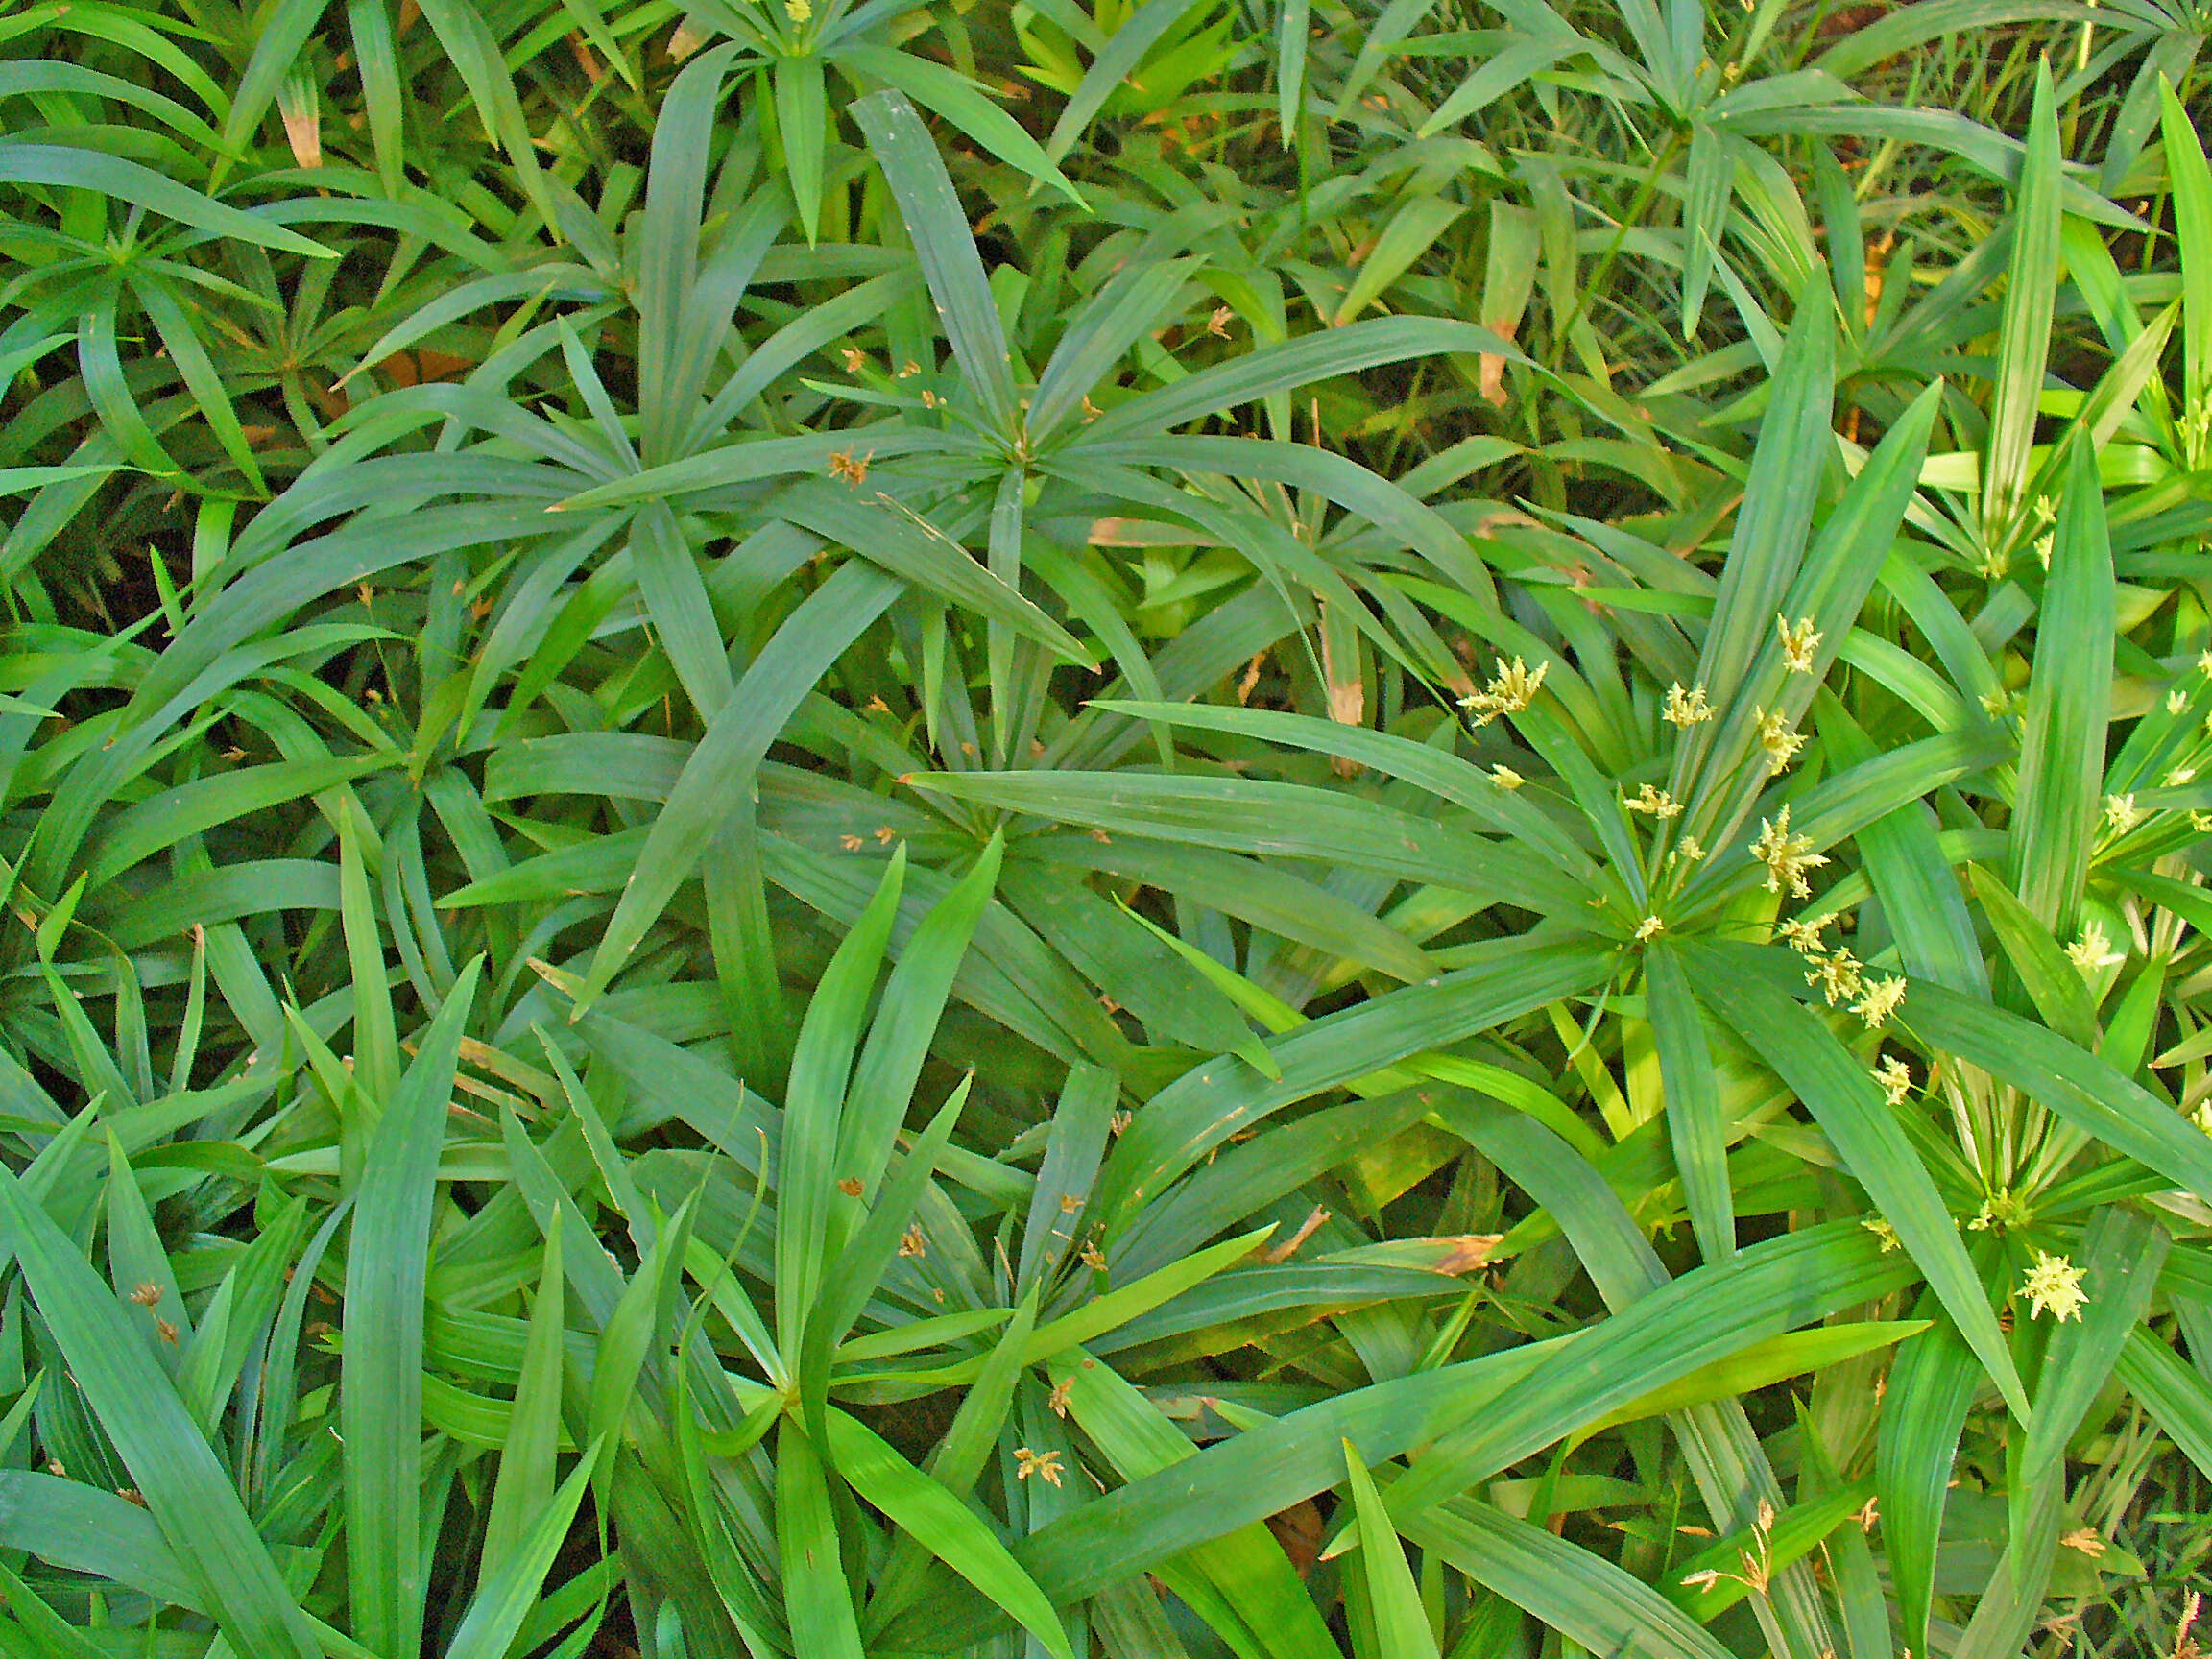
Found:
[1625,783,1682,819]
[1755,709,1805,776]
[1806,946,1863,1007]
[1777,914,1831,956]
[1876,1055,1912,1107]
[1014,1447,1066,1486]
[2104,793,2146,833]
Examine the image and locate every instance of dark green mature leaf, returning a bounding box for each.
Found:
[1683,943,2028,1419]
[343,960,481,1659]
[0,1173,319,1659]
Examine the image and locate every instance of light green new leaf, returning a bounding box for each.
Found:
[1341,1445,1439,1659]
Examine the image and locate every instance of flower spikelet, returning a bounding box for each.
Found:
[1776,614,1822,674]
[1663,683,1713,727]
[1777,914,1831,956]
[1756,709,1806,776]
[1851,974,1906,1029]
[1806,946,1863,1006]
[1458,657,1549,727]
[2067,920,2125,976]
[1876,1055,1913,1106]
[1750,805,1826,898]
[2021,1251,2088,1322]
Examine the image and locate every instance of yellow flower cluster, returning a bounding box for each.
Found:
[1662,682,1713,727]
[1751,805,1825,898]
[2020,1251,2088,1322]
[1458,657,1549,728]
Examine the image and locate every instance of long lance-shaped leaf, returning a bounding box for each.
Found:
[777,484,1094,666]
[1005,1224,1912,1609]
[1079,316,1521,445]
[0,1185,321,1659]
[1088,700,1599,883]
[1647,943,1735,1263]
[2009,437,2112,938]
[2117,1328,2212,1480]
[907,770,1589,917]
[576,561,901,1009]
[1407,1500,1733,1659]
[1876,1303,1980,1659]
[825,1410,1074,1659]
[2160,81,2212,416]
[851,89,1019,435]
[343,959,482,1659]
[777,1418,865,1658]
[1341,1446,1442,1659]
[1982,61,2063,542]
[779,849,906,1356]
[1687,280,1832,718]
[1903,981,2212,1199]
[1094,936,1614,1228]
[1681,942,2030,1421]
[0,141,334,257]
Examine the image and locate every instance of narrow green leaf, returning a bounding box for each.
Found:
[827,1410,1073,1658]
[1341,1445,1440,1659]
[1647,943,1734,1263]
[851,89,1019,433]
[0,1175,319,1659]
[342,959,481,1659]
[0,141,333,256]
[1683,942,2029,1420]
[2009,438,2112,937]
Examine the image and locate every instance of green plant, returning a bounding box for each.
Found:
[2,1,2211,1656]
